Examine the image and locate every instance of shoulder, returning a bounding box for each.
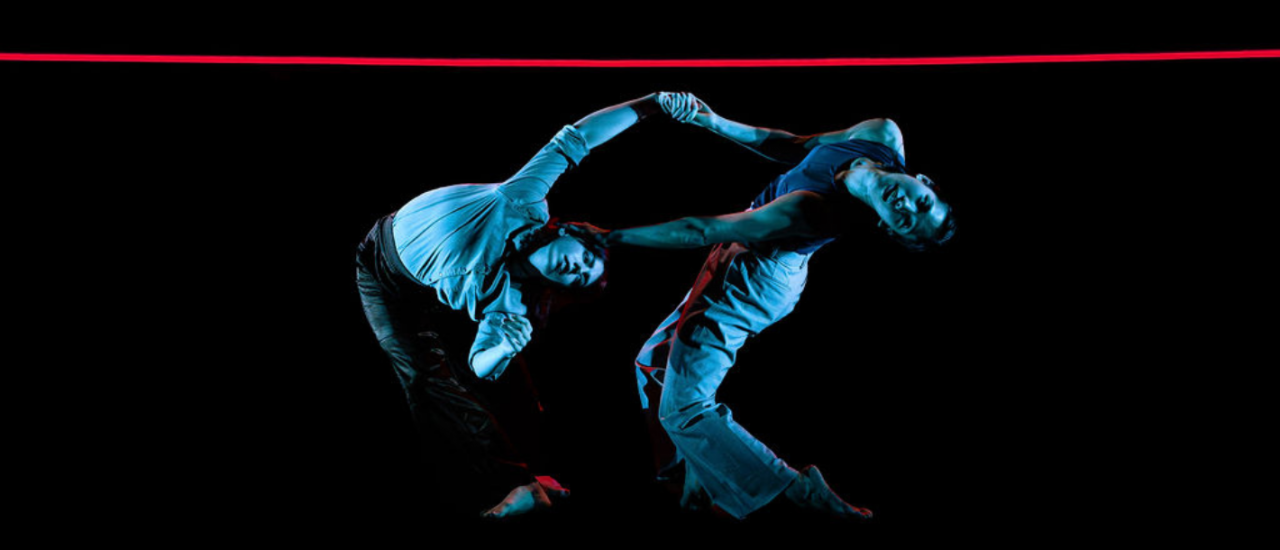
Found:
[846,118,906,160]
[402,183,502,214]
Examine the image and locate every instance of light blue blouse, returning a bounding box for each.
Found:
[391,125,590,380]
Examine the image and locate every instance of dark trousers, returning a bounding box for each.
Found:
[356,215,533,510]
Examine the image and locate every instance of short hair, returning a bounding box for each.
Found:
[890,173,956,252]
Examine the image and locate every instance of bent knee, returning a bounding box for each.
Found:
[379,334,447,372]
[659,399,725,433]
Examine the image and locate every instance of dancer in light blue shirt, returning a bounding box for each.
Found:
[356,92,696,518]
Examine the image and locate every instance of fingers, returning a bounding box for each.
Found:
[499,315,532,351]
[675,93,697,123]
[668,92,688,121]
[658,91,699,123]
[683,94,698,122]
[499,324,519,348]
[658,91,677,116]
[510,315,532,340]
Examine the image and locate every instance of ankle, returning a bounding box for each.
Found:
[783,470,809,503]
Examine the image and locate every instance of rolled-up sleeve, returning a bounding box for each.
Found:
[498,125,590,204]
[469,312,518,381]
[464,271,530,381]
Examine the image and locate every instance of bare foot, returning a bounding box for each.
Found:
[480,482,554,519]
[534,475,570,500]
[783,465,873,519]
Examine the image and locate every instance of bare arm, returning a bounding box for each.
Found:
[674,93,906,163]
[601,191,833,249]
[499,93,669,204]
[805,117,905,157]
[469,314,533,381]
[571,93,664,150]
[472,346,514,382]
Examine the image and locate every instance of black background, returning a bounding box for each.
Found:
[6,21,1275,540]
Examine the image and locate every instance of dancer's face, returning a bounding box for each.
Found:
[527,236,605,289]
[866,172,949,244]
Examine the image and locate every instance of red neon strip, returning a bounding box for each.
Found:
[1,50,1279,67]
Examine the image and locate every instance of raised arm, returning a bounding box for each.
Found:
[576,191,834,249]
[666,93,906,164]
[572,93,665,149]
[499,93,668,204]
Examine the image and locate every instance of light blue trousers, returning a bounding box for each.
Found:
[635,242,811,519]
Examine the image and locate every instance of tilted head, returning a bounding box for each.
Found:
[873,172,955,251]
[843,160,955,251]
[517,221,609,290]
[527,234,607,289]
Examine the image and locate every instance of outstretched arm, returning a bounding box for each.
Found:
[499,93,671,204]
[666,93,905,164]
[571,93,665,149]
[576,191,834,249]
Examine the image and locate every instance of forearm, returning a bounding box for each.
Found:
[471,346,515,381]
[498,94,661,202]
[699,112,810,164]
[700,110,898,164]
[605,216,727,249]
[703,112,798,148]
[572,93,662,150]
[597,192,819,249]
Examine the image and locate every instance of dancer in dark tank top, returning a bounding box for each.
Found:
[569,93,956,520]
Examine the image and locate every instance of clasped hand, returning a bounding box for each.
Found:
[658,92,712,125]
[497,314,532,356]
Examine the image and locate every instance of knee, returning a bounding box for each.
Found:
[380,334,447,376]
[658,393,716,433]
[658,410,686,434]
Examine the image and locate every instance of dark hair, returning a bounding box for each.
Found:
[888,173,956,252]
[513,219,611,326]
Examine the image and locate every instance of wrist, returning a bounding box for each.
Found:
[702,114,735,138]
[698,112,721,130]
[631,94,662,120]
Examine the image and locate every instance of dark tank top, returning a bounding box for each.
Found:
[749,138,908,254]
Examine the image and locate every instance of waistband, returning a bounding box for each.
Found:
[378,213,428,286]
[745,242,812,270]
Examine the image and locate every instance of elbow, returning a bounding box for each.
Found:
[680,217,719,248]
[866,117,896,129]
[881,118,903,138]
[869,118,903,140]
